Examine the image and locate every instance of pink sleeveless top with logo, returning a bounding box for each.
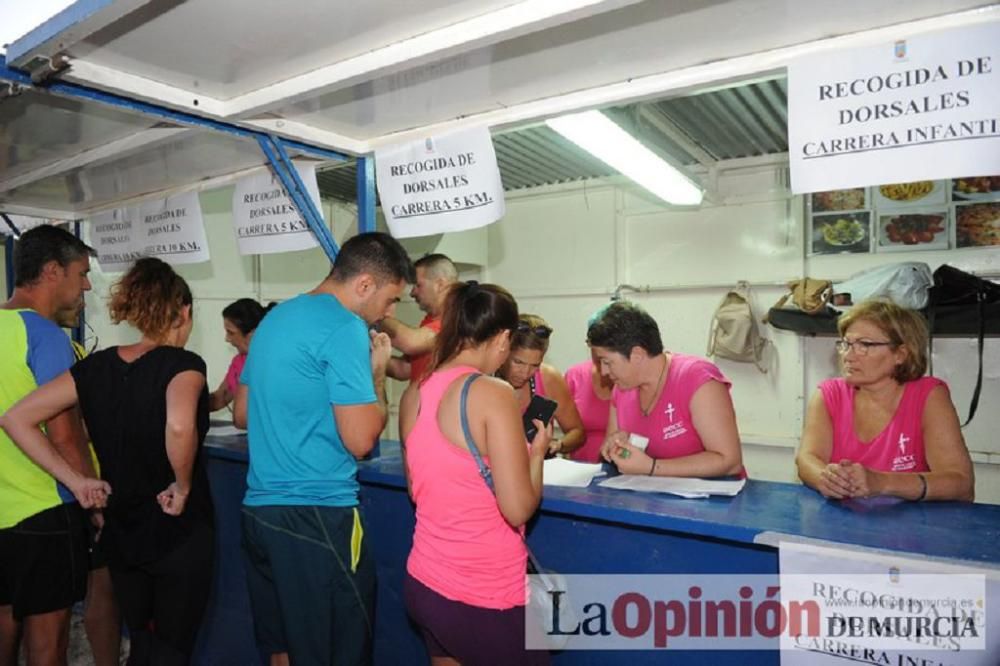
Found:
[614,353,734,462]
[820,376,943,473]
[406,366,527,609]
[564,361,610,463]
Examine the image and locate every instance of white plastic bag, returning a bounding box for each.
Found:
[833,262,933,310]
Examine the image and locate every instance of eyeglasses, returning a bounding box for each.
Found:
[517,322,552,339]
[835,339,896,355]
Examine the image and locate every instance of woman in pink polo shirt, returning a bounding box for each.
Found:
[796,299,974,502]
[591,301,744,478]
[398,282,552,665]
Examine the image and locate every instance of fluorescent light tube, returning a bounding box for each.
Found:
[546,110,703,206]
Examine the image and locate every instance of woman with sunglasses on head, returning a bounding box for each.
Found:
[591,301,745,478]
[209,298,274,412]
[496,314,585,456]
[398,282,551,665]
[797,299,974,502]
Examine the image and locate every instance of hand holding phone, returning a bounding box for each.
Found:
[523,394,558,441]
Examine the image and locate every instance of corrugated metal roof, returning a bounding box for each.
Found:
[317,78,788,202]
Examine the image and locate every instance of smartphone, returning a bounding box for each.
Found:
[523,395,558,441]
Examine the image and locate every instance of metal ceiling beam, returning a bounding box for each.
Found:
[636,106,716,168]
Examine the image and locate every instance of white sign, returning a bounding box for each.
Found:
[0,215,60,237]
[89,208,141,272]
[788,22,1000,193]
[135,191,209,265]
[375,126,505,238]
[779,541,999,665]
[89,191,209,272]
[231,163,322,255]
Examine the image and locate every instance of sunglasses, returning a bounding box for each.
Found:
[517,322,552,339]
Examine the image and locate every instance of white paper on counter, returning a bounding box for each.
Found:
[208,424,245,437]
[543,458,605,487]
[599,475,746,498]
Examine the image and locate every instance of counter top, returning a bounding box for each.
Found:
[205,435,1000,567]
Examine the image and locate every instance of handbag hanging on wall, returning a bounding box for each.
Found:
[928,265,1000,426]
[457,374,575,651]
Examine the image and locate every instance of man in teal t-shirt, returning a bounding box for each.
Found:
[235,232,413,666]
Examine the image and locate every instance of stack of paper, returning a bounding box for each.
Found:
[543,458,606,487]
[598,475,746,498]
[207,424,245,437]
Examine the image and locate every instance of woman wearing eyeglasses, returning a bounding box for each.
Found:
[592,301,744,478]
[496,314,585,456]
[796,299,974,502]
[209,298,273,412]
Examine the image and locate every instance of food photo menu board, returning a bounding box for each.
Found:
[807,176,1000,255]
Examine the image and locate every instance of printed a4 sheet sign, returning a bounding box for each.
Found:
[89,190,209,272]
[375,125,505,238]
[232,163,323,255]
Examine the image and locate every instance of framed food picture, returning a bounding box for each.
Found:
[952,176,1000,202]
[955,203,1000,248]
[874,180,946,208]
[810,188,867,213]
[811,212,871,255]
[876,209,949,252]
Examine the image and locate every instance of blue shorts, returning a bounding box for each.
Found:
[241,505,375,665]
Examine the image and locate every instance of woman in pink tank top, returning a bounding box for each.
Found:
[797,300,974,502]
[398,282,552,665]
[588,302,744,478]
[495,314,585,456]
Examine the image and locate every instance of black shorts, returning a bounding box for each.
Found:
[0,503,89,620]
[404,574,550,666]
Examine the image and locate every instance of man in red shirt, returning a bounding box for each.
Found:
[383,254,457,384]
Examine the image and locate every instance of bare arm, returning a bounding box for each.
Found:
[858,386,974,502]
[208,376,233,412]
[398,382,420,498]
[158,370,205,516]
[795,390,853,499]
[380,317,437,356]
[0,372,109,507]
[233,383,248,429]
[541,365,585,454]
[386,356,411,382]
[476,378,550,527]
[334,332,391,458]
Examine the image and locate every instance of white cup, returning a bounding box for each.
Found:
[628,433,649,452]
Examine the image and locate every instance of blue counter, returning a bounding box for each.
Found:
[199,436,1000,665]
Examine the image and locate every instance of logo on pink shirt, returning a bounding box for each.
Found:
[891,433,916,471]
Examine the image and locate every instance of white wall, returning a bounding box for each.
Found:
[80,163,1000,504]
[484,161,1000,504]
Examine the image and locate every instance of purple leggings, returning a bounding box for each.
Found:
[404,574,550,665]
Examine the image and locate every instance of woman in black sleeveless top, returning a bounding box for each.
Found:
[2,257,214,665]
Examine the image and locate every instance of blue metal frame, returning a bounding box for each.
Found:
[0,54,350,262]
[6,0,118,65]
[256,135,339,260]
[0,55,349,163]
[72,220,85,345]
[3,236,13,299]
[356,156,377,233]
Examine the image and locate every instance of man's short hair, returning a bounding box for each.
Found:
[329,232,415,285]
[414,253,458,282]
[13,225,96,287]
